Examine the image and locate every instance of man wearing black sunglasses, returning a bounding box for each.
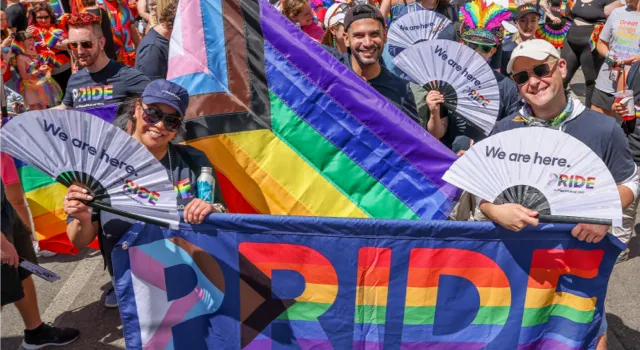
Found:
[53,13,149,110]
[481,38,639,350]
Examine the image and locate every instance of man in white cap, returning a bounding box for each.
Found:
[479,39,638,349]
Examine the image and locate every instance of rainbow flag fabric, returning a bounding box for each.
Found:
[166,0,459,221]
[112,215,624,349]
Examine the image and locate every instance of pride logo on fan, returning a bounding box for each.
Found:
[122,179,161,205]
[465,88,490,107]
[548,173,596,189]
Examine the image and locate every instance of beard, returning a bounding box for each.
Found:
[352,44,382,66]
[77,49,100,68]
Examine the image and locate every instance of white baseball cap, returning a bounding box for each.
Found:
[506,39,561,74]
[324,3,348,28]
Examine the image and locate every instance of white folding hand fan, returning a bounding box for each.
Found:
[387,10,452,57]
[0,110,179,228]
[443,128,622,225]
[393,40,500,135]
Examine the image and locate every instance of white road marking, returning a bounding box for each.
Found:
[40,253,102,323]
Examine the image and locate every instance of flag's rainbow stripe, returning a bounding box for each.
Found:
[353,248,391,349]
[175,0,458,220]
[402,248,511,348]
[239,243,338,348]
[518,249,603,348]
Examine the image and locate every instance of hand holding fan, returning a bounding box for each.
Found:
[0,110,180,228]
[443,128,622,225]
[387,11,452,57]
[393,40,500,135]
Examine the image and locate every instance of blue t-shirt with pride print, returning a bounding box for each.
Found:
[62,60,150,109]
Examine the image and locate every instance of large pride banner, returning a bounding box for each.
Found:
[112,215,623,349]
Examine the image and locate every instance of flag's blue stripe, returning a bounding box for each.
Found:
[264,42,453,220]
[518,317,598,346]
[400,324,502,343]
[354,323,385,343]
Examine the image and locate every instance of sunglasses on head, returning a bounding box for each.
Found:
[511,59,558,85]
[67,40,95,50]
[465,41,495,55]
[142,107,182,132]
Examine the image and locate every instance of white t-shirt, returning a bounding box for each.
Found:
[595,7,640,95]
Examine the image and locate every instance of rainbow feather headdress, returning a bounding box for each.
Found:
[459,0,513,45]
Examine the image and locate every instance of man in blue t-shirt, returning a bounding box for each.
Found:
[481,40,639,348]
[53,13,150,110]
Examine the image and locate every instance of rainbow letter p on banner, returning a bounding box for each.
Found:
[112,215,624,350]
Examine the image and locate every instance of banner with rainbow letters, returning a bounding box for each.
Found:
[112,214,623,349]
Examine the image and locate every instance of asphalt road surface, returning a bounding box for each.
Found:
[2,71,639,350]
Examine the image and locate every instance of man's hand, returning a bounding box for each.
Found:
[571,224,609,243]
[1,236,20,268]
[480,202,539,232]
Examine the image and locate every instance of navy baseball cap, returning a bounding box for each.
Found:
[141,79,190,117]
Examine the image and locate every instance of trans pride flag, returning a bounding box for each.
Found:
[166,0,459,220]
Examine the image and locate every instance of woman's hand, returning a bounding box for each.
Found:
[26,25,37,35]
[426,90,444,115]
[38,65,49,74]
[183,199,225,224]
[63,185,94,223]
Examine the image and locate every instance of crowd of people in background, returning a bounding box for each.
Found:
[0,0,639,348]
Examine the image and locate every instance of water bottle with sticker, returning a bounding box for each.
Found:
[197,167,215,204]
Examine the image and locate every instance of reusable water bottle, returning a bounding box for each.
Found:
[197,167,215,204]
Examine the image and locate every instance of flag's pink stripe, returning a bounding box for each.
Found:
[168,0,208,78]
[143,287,202,349]
[129,247,167,291]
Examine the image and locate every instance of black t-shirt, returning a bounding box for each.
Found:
[571,0,617,24]
[63,60,150,108]
[86,8,117,61]
[492,108,637,184]
[335,52,419,124]
[439,70,523,151]
[5,3,27,32]
[68,144,226,275]
[135,27,170,81]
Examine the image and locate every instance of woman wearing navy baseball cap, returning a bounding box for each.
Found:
[63,79,226,309]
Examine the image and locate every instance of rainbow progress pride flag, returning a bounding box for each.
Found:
[167,0,459,220]
[112,215,624,349]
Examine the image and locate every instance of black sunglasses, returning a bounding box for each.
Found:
[511,59,558,85]
[67,40,95,50]
[36,15,50,19]
[142,107,182,132]
[465,42,495,55]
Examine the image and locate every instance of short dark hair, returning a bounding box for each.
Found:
[159,0,178,30]
[343,4,386,32]
[15,31,34,42]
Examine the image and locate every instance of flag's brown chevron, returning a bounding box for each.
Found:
[179,0,271,142]
[238,252,296,348]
